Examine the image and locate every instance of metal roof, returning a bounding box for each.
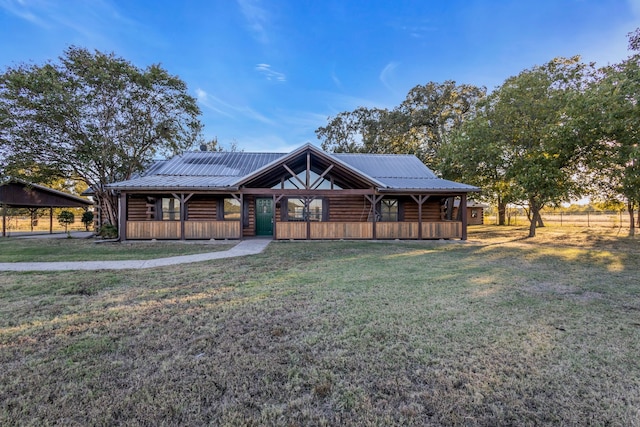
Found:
[106,146,477,192]
[141,152,283,177]
[332,153,438,180]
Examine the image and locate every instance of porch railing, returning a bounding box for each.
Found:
[275,221,461,240]
[126,220,241,240]
[126,221,180,240]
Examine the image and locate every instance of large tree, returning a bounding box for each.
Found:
[0,46,202,227]
[442,57,595,237]
[587,29,640,235]
[316,81,485,169]
[438,103,514,225]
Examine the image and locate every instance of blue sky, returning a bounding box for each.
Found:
[1,0,639,153]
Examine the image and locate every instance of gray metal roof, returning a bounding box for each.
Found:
[332,153,438,180]
[143,152,283,177]
[334,153,476,191]
[106,146,477,192]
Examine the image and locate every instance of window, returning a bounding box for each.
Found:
[380,199,398,222]
[471,209,478,218]
[287,198,323,221]
[224,198,241,220]
[161,198,180,221]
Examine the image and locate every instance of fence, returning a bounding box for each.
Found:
[486,210,631,228]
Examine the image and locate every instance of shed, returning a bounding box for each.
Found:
[0,180,93,236]
[454,199,489,225]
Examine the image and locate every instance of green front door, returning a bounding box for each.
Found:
[255,198,273,236]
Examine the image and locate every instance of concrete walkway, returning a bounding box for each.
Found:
[0,239,271,272]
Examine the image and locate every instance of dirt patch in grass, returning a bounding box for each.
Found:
[1,226,640,425]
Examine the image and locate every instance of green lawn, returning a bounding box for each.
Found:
[1,226,639,425]
[0,238,234,262]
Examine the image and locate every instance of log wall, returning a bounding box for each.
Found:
[187,197,217,220]
[127,196,150,221]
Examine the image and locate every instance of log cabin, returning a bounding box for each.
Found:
[106,143,479,241]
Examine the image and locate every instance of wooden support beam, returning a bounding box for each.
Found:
[283,164,306,189]
[49,207,53,234]
[306,152,311,190]
[461,194,468,241]
[410,195,430,240]
[118,192,127,241]
[2,204,6,237]
[310,164,334,189]
[245,188,374,196]
[172,193,192,241]
[364,194,384,239]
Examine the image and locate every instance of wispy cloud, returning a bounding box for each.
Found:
[0,0,138,42]
[331,69,342,89]
[0,0,47,26]
[196,87,275,125]
[237,0,270,44]
[379,61,399,93]
[255,63,286,82]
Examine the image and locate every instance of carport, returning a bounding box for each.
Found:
[0,180,93,237]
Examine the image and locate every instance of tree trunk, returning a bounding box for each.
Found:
[629,201,635,237]
[94,191,119,229]
[497,198,506,226]
[536,211,545,228]
[528,201,540,238]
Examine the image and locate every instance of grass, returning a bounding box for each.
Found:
[0,238,234,262]
[1,226,639,425]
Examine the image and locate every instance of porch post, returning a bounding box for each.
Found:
[461,193,468,241]
[119,192,127,241]
[418,196,423,240]
[2,204,6,237]
[272,194,277,239]
[239,194,244,240]
[49,207,53,234]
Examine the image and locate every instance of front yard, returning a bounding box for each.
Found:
[0,226,639,425]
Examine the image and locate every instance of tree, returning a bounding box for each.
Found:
[443,57,595,237]
[0,46,202,227]
[81,210,94,231]
[57,210,75,236]
[587,28,640,235]
[438,105,514,225]
[316,81,485,169]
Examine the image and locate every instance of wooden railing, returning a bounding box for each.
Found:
[276,221,461,240]
[310,222,373,239]
[184,221,240,239]
[422,221,461,239]
[376,222,420,239]
[126,220,241,240]
[126,221,180,240]
[275,222,307,239]
[126,220,461,240]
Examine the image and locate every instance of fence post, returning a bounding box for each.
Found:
[587,211,590,227]
[560,211,563,226]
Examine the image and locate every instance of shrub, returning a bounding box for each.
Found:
[57,210,75,236]
[81,211,94,231]
[98,224,118,239]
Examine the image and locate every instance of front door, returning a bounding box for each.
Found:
[255,198,273,236]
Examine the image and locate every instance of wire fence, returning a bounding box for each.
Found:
[486,210,632,228]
